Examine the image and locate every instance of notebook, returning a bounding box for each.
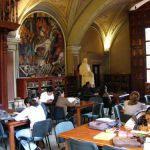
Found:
[93,132,116,141]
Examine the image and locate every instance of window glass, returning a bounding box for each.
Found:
[146,42,150,54]
[145,28,150,41]
[146,56,150,68]
[147,70,150,82]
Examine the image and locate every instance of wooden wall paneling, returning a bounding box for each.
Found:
[129,9,147,97]
[0,30,8,108]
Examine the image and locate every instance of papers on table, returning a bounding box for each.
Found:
[131,130,150,135]
[93,132,116,141]
[67,97,80,103]
[67,97,76,103]
[0,112,12,120]
[96,118,115,123]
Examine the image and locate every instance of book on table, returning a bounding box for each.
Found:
[93,132,116,141]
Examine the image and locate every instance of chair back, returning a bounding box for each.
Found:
[102,145,127,150]
[114,104,131,123]
[55,121,74,144]
[92,103,104,118]
[144,95,150,104]
[41,103,48,118]
[53,106,66,124]
[67,138,99,150]
[32,119,52,138]
[114,104,122,119]
[0,122,7,149]
[0,122,7,138]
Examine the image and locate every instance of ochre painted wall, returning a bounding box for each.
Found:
[80,26,104,61]
[110,22,131,74]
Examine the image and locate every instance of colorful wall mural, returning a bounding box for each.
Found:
[19,12,65,77]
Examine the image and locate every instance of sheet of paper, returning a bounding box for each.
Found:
[67,97,76,103]
[131,130,150,135]
[96,118,115,123]
[93,132,116,141]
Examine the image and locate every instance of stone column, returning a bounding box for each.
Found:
[7,31,20,100]
[66,45,81,75]
[104,51,110,74]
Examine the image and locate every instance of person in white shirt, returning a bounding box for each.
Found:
[15,97,46,150]
[124,91,145,116]
[40,87,54,103]
[125,107,150,131]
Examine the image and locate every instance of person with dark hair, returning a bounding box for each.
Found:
[40,86,54,103]
[15,97,46,150]
[125,107,150,131]
[81,81,96,100]
[99,85,114,116]
[55,89,78,122]
[56,89,77,115]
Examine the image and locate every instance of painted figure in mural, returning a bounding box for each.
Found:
[34,26,52,66]
[19,13,65,77]
[79,58,95,87]
[19,38,26,65]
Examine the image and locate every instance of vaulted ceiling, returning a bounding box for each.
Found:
[17,0,144,49]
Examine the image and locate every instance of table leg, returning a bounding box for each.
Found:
[8,125,15,150]
[76,108,81,126]
[65,141,68,150]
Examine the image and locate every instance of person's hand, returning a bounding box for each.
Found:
[47,99,53,103]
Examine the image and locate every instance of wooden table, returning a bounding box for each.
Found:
[59,124,143,150]
[75,101,94,126]
[6,120,29,150]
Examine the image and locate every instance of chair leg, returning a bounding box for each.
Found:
[28,141,31,150]
[1,138,7,150]
[46,136,51,150]
[19,140,22,150]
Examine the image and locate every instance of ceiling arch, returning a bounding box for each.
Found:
[67,0,113,47]
[17,0,143,51]
[18,0,70,38]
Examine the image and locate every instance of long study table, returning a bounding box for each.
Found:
[59,124,143,150]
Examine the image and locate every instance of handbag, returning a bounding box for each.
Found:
[89,120,117,131]
[113,137,141,147]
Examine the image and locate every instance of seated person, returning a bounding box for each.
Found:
[81,82,96,100]
[31,93,40,104]
[40,86,54,103]
[125,107,150,131]
[56,89,77,118]
[124,91,145,116]
[15,97,46,150]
